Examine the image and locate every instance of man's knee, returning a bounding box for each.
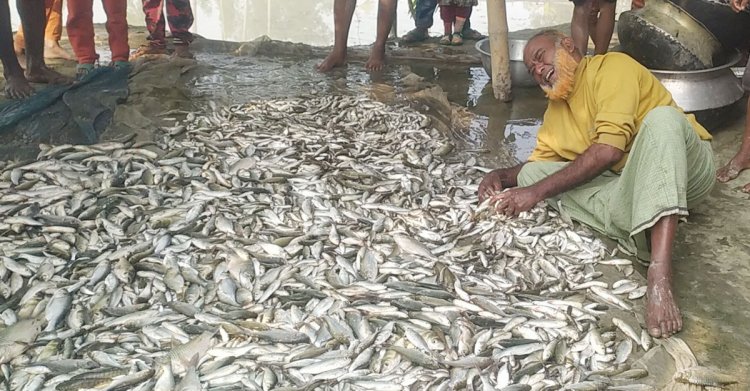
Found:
[641,106,692,140]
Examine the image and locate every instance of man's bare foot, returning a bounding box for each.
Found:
[646,261,682,338]
[364,48,385,72]
[317,50,347,72]
[4,74,34,99]
[25,65,72,85]
[173,45,194,59]
[717,153,750,182]
[743,182,750,193]
[44,41,75,61]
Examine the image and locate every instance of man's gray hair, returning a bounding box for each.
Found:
[529,29,567,46]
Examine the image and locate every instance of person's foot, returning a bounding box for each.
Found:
[129,44,168,61]
[717,153,750,183]
[461,28,485,40]
[25,65,72,85]
[75,63,96,80]
[317,49,347,72]
[646,261,682,338]
[743,182,750,193]
[3,74,34,99]
[173,45,194,59]
[401,27,429,43]
[451,33,464,46]
[440,35,451,45]
[44,41,76,61]
[364,47,386,72]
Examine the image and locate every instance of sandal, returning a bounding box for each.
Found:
[401,28,429,43]
[440,35,452,45]
[451,32,464,46]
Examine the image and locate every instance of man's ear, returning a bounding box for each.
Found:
[560,36,576,54]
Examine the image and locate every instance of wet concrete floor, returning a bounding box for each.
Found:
[1,24,749,387]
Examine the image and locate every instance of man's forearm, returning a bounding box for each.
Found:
[533,143,623,199]
[499,163,525,188]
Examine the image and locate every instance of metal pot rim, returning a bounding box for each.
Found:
[648,49,743,75]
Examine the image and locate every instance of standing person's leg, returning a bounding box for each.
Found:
[131,0,167,58]
[365,0,397,71]
[102,0,129,65]
[590,0,615,54]
[460,2,483,39]
[317,0,357,72]
[570,0,592,56]
[67,0,98,76]
[402,0,437,42]
[717,58,750,190]
[1,0,34,98]
[439,5,453,45]
[13,21,24,56]
[17,0,69,83]
[44,0,75,60]
[451,6,470,45]
[165,0,194,59]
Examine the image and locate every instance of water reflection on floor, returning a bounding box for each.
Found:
[190,50,546,167]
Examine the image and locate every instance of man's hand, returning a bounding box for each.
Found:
[490,186,543,217]
[631,0,645,9]
[730,0,749,13]
[478,169,505,202]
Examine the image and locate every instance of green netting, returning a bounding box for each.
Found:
[0,66,129,159]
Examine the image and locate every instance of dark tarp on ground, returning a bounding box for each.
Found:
[0,66,129,160]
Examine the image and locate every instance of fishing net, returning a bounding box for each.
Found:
[0,66,129,160]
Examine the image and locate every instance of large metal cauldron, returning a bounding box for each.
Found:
[475,38,536,88]
[617,0,723,70]
[652,50,744,116]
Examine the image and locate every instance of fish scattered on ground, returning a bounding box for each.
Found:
[0,95,668,390]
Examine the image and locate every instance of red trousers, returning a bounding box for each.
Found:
[440,5,472,21]
[142,0,194,47]
[67,0,129,64]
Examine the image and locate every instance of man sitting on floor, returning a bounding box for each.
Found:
[478,30,715,338]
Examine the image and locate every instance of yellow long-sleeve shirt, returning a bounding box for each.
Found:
[528,52,712,172]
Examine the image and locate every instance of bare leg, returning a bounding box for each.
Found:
[365,0,396,72]
[571,0,592,56]
[0,0,33,98]
[454,16,467,33]
[317,0,357,72]
[591,1,615,54]
[16,0,70,84]
[646,214,682,338]
[717,99,750,182]
[43,0,74,60]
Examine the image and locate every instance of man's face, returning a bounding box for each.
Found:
[524,36,559,90]
[523,35,580,100]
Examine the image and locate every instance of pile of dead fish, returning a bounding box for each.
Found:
[0,95,664,391]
